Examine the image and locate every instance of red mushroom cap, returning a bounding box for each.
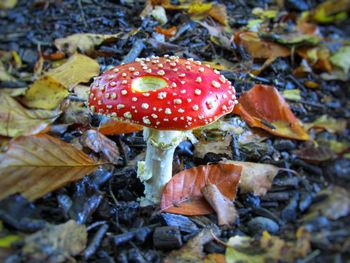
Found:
[88,55,237,130]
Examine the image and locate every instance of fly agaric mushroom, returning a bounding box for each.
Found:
[88,55,237,205]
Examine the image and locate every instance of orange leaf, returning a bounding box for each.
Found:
[234,32,290,60]
[98,118,143,135]
[233,85,310,140]
[160,163,241,215]
[155,26,177,37]
[0,134,100,201]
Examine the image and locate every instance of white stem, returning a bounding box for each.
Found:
[137,128,185,206]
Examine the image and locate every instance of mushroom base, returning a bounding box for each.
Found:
[138,128,190,206]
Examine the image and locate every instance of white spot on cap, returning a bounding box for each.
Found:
[143,116,151,125]
[198,67,204,72]
[212,80,221,88]
[158,92,167,99]
[151,114,158,119]
[220,75,226,83]
[146,69,152,73]
[164,118,169,121]
[113,68,119,72]
[179,73,186,78]
[214,70,220,74]
[108,74,115,80]
[192,105,199,111]
[122,80,128,84]
[122,73,127,77]
[109,82,116,87]
[170,62,176,67]
[111,112,117,117]
[132,97,137,101]
[105,93,110,99]
[196,77,202,83]
[187,98,192,102]
[142,93,150,97]
[141,103,149,109]
[195,89,201,95]
[222,105,227,111]
[174,99,182,104]
[124,112,132,119]
[172,82,177,88]
[165,108,172,114]
[178,109,184,113]
[158,63,163,68]
[133,72,140,76]
[180,81,185,84]
[117,104,125,109]
[121,90,127,95]
[111,93,117,99]
[157,70,165,76]
[129,67,135,71]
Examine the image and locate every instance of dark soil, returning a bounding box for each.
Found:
[0,0,350,262]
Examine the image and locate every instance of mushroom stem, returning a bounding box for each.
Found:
[138,128,187,206]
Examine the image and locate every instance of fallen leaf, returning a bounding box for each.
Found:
[188,2,228,26]
[297,46,332,72]
[202,184,238,226]
[155,26,177,37]
[151,5,168,24]
[304,114,347,133]
[0,134,100,201]
[98,117,143,135]
[47,53,100,88]
[234,31,290,60]
[307,185,350,220]
[54,33,122,55]
[164,225,220,263]
[204,253,227,263]
[282,89,301,101]
[233,85,310,140]
[61,101,91,126]
[81,130,123,165]
[225,228,311,263]
[0,95,60,137]
[310,0,349,24]
[224,160,282,196]
[22,75,69,110]
[330,46,350,75]
[193,133,232,159]
[295,142,336,163]
[260,31,320,46]
[0,0,17,9]
[161,163,241,215]
[22,220,87,263]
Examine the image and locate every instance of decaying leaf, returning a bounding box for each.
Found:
[330,46,350,75]
[225,228,311,263]
[224,160,282,196]
[161,163,242,215]
[187,2,228,26]
[54,33,122,55]
[164,225,220,263]
[193,133,232,159]
[0,0,17,9]
[306,185,350,220]
[310,0,350,24]
[297,46,332,72]
[22,220,87,263]
[98,117,143,135]
[304,114,347,133]
[295,142,336,163]
[202,184,238,226]
[204,253,227,263]
[81,130,123,164]
[233,85,310,140]
[0,95,60,137]
[61,101,91,126]
[282,89,301,101]
[155,26,177,37]
[22,75,69,110]
[47,53,100,88]
[0,134,100,201]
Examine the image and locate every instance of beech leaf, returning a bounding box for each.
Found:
[0,134,100,201]
[98,117,143,135]
[224,160,283,196]
[304,114,347,133]
[160,163,241,215]
[0,95,60,137]
[233,85,310,140]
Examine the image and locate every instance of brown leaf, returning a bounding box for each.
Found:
[297,46,332,72]
[224,160,282,196]
[295,142,336,163]
[0,95,60,137]
[202,184,238,226]
[98,118,143,135]
[233,85,310,140]
[155,26,177,37]
[0,134,99,201]
[81,130,123,164]
[204,253,227,263]
[234,31,290,60]
[161,163,241,215]
[23,220,87,262]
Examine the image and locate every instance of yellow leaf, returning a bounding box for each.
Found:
[54,33,122,55]
[0,235,21,248]
[304,115,347,133]
[0,0,17,9]
[0,134,100,201]
[23,75,69,110]
[0,95,60,137]
[47,53,100,88]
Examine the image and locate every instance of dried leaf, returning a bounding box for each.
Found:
[0,0,17,9]
[224,160,281,196]
[330,46,350,74]
[310,0,350,24]
[155,26,177,37]
[164,225,220,263]
[193,133,232,159]
[0,95,60,137]
[233,85,310,140]
[282,89,301,101]
[161,164,241,215]
[54,33,122,55]
[81,130,123,164]
[304,114,347,133]
[204,253,227,263]
[297,46,332,72]
[98,118,143,135]
[188,2,228,26]
[22,75,69,110]
[22,220,87,262]
[307,186,350,220]
[0,134,99,201]
[295,143,336,163]
[202,184,238,226]
[47,53,100,88]
[234,32,290,60]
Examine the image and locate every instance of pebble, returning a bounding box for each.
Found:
[281,193,299,222]
[274,139,296,151]
[247,217,279,234]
